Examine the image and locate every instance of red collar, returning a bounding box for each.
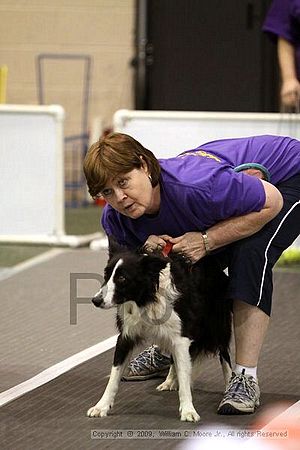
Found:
[162,241,173,257]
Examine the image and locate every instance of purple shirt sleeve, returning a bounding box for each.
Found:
[208,170,266,223]
[101,206,131,246]
[101,207,111,235]
[263,0,300,45]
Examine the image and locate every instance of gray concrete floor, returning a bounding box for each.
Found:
[0,248,115,390]
[0,249,300,449]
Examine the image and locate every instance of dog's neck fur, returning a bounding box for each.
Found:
[118,264,182,353]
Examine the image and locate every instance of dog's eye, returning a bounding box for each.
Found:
[117,275,127,284]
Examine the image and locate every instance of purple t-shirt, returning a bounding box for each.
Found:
[102,135,300,248]
[263,0,300,78]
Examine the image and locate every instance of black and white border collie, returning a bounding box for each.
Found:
[87,238,232,422]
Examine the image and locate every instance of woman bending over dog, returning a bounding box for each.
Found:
[84,132,300,415]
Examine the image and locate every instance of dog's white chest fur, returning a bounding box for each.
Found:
[119,264,182,351]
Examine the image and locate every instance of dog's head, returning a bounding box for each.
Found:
[92,237,168,309]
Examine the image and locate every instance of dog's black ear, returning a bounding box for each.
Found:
[140,254,167,275]
[108,235,128,259]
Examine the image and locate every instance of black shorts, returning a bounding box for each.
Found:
[217,173,300,316]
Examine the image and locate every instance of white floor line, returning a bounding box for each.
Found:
[0,248,67,281]
[0,335,118,407]
[1,337,299,443]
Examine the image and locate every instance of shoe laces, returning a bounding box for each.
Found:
[224,372,258,402]
[128,345,169,374]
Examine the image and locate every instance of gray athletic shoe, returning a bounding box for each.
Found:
[122,345,171,381]
[217,371,260,415]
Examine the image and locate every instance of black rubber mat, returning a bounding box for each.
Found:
[1,269,300,450]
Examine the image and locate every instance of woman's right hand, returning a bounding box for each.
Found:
[143,234,173,252]
[281,78,300,108]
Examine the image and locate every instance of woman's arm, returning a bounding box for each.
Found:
[206,180,283,250]
[278,37,300,107]
[171,180,283,262]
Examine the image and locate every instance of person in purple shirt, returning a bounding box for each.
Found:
[84,132,300,415]
[263,0,300,108]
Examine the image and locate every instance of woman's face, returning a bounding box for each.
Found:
[98,165,160,218]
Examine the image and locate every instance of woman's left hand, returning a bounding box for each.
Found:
[143,234,173,253]
[170,232,206,263]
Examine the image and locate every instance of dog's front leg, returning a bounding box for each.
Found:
[173,338,200,423]
[87,335,134,418]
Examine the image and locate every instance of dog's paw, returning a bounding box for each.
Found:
[156,379,178,391]
[87,403,111,418]
[180,408,201,423]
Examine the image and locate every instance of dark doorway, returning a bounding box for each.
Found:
[134,0,278,112]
